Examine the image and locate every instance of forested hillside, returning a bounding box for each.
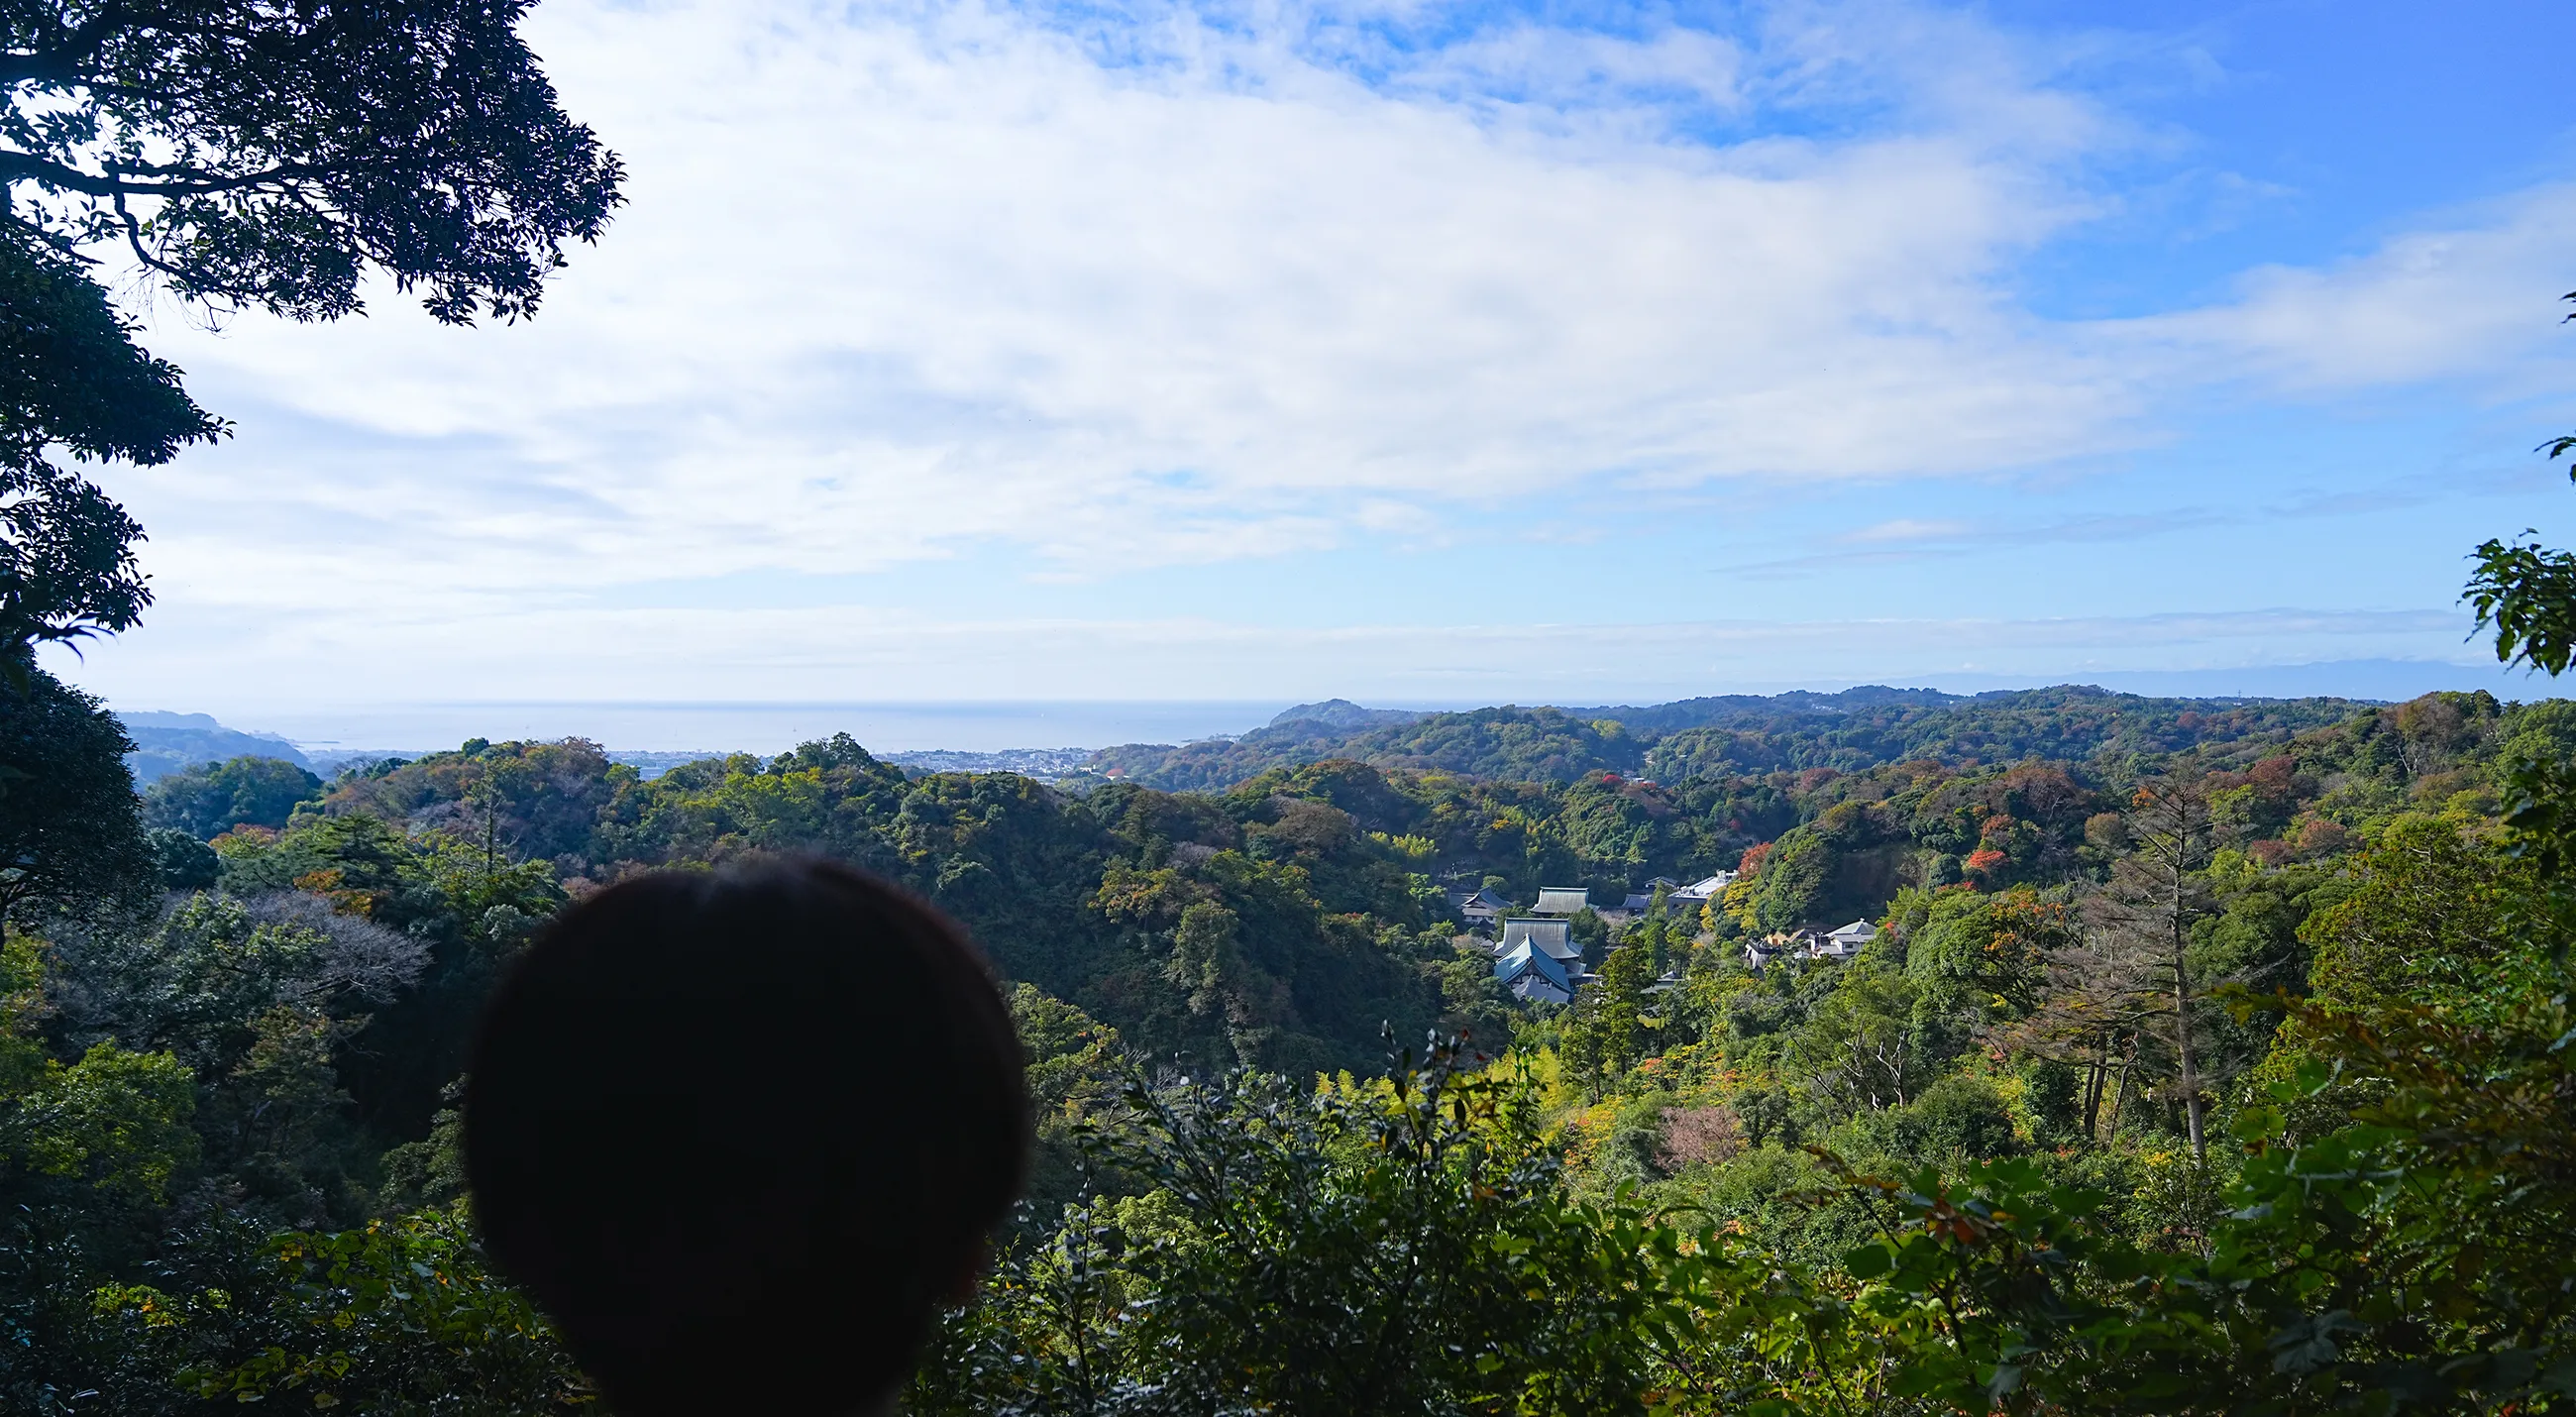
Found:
[8,670,2576,1411]
[95,685,2523,1093]
[1087,685,2368,790]
[7,0,2573,1407]
[118,711,318,786]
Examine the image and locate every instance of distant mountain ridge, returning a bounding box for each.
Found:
[113,684,2409,796]
[1087,684,2387,791]
[118,710,314,785]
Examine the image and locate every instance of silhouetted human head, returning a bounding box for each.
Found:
[466,858,1029,1416]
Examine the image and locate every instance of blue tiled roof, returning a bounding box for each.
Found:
[1494,942,1571,991]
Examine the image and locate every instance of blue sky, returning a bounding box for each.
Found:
[45,0,2576,737]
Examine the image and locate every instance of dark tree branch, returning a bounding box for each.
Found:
[0,0,618,651]
[0,147,323,197]
[0,5,131,87]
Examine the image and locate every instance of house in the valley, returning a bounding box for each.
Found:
[1812,920,1879,960]
[1618,878,1681,916]
[1665,871,1738,913]
[1746,928,1821,970]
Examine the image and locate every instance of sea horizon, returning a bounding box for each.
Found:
[144,700,1310,758]
[112,657,2549,761]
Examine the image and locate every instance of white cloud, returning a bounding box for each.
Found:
[1844,516,1976,543]
[1393,25,1751,118]
[2127,183,2576,392]
[122,0,2133,617]
[64,0,2576,710]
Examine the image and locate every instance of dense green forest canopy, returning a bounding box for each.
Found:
[1086,684,2369,791]
[78,686,2516,1087]
[7,663,2576,1411]
[7,3,2576,1406]
[39,682,2546,1112]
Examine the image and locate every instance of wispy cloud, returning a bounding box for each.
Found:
[58,596,2486,710]
[1843,518,1977,544]
[1739,467,2552,576]
[127,0,2140,606]
[2123,183,2576,393]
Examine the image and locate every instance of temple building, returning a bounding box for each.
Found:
[1531,886,1591,916]
[1492,917,1584,1004]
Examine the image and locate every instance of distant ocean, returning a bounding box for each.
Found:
[143,659,2545,765]
[235,701,1297,758]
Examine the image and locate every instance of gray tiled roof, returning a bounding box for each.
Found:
[1532,887,1590,915]
[1499,917,1578,960]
